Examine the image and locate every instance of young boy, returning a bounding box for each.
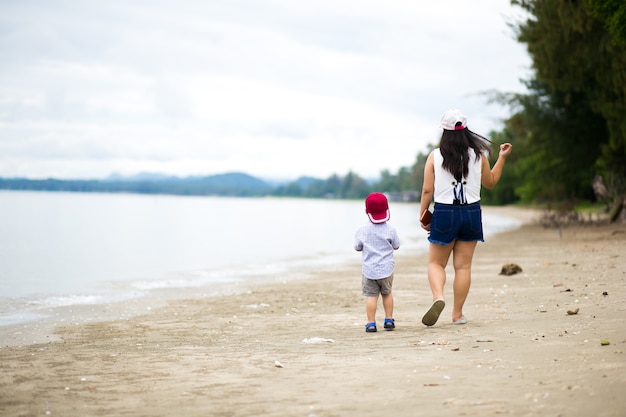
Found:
[354,192,400,332]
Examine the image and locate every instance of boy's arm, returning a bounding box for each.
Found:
[354,232,363,251]
[392,230,400,250]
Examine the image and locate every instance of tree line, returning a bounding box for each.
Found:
[495,0,625,218]
[272,144,511,205]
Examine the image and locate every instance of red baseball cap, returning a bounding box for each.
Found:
[365,192,390,224]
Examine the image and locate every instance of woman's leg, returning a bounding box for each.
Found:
[451,240,478,322]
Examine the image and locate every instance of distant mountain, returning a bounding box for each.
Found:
[0,172,273,197]
[0,172,384,199]
[192,172,270,188]
[104,172,179,182]
[293,176,320,189]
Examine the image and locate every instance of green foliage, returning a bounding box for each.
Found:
[341,171,371,199]
[276,171,372,199]
[280,151,434,201]
[410,150,430,193]
[377,169,400,193]
[375,165,420,194]
[508,0,626,203]
[587,0,626,45]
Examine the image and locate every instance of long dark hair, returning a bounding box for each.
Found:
[439,122,492,182]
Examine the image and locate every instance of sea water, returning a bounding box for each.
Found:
[0,190,521,327]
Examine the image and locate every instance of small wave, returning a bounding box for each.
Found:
[0,291,147,328]
[0,311,49,327]
[38,294,106,307]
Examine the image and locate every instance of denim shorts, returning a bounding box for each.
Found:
[428,202,484,246]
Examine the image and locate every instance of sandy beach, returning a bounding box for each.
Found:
[1,206,625,417]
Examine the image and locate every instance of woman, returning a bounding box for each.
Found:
[419,108,512,326]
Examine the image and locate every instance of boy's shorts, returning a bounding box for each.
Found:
[362,274,393,297]
[428,202,484,245]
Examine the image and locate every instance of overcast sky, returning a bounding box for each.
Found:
[0,0,531,181]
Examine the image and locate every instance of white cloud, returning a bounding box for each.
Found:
[0,0,531,180]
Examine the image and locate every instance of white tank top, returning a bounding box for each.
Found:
[433,148,483,204]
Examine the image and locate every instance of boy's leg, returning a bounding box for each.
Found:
[381,292,393,319]
[366,296,378,323]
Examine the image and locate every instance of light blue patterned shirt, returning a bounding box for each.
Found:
[354,222,400,279]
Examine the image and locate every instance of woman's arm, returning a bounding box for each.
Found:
[420,152,435,229]
[481,143,513,189]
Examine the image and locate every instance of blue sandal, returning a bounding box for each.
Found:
[384,318,395,330]
[365,322,377,333]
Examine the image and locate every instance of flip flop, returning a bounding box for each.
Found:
[422,299,445,326]
[384,318,395,330]
[452,316,467,325]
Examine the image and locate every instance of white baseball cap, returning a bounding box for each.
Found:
[440,108,467,131]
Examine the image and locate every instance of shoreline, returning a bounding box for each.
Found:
[1,206,625,416]
[0,205,522,347]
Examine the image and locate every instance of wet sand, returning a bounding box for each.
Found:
[1,207,625,416]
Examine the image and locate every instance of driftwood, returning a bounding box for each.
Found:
[593,175,625,224]
[608,196,625,223]
[539,210,587,228]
